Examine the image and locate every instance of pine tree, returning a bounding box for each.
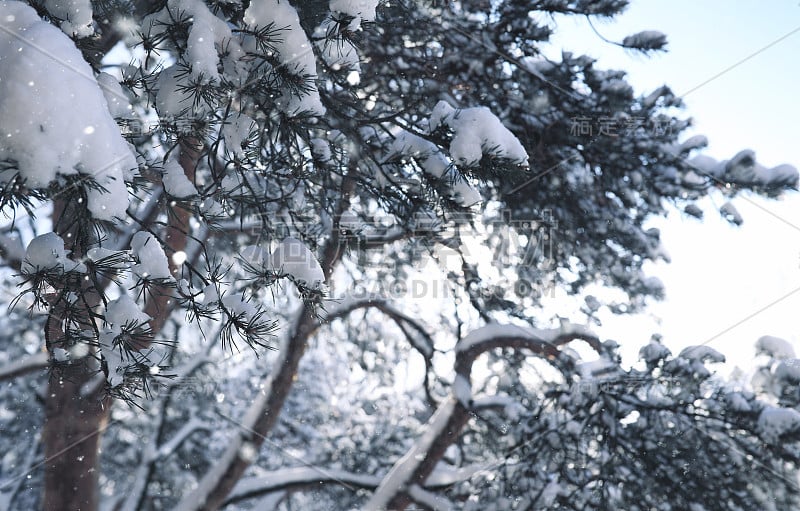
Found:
[0,0,797,509]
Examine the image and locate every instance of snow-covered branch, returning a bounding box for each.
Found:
[365,323,600,510]
[225,467,381,504]
[224,460,479,506]
[453,322,601,375]
[323,297,434,359]
[407,484,456,511]
[154,417,211,461]
[365,398,458,511]
[0,352,48,382]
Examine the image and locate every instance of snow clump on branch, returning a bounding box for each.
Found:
[0,1,137,221]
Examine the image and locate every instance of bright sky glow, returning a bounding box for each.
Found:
[543,0,800,370]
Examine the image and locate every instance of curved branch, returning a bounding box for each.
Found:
[365,323,601,510]
[324,297,435,359]
[585,16,625,47]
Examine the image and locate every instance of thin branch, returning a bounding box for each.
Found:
[122,344,215,511]
[0,435,40,508]
[0,352,48,382]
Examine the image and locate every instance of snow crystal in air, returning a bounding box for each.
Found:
[171,251,187,266]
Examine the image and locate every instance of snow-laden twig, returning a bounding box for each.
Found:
[154,417,211,461]
[324,297,435,359]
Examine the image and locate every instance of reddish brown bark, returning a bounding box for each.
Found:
[144,139,200,333]
[42,197,109,511]
[42,368,111,511]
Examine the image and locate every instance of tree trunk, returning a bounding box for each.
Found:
[41,139,200,510]
[42,368,110,511]
[42,194,108,511]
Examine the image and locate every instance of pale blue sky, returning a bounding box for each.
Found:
[547,0,799,165]
[543,1,800,367]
